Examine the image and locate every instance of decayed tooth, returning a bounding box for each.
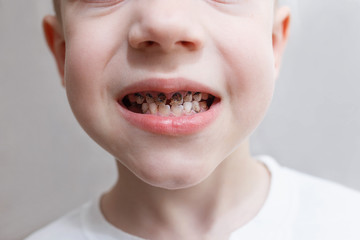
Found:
[171,104,184,116]
[135,93,144,104]
[142,103,149,113]
[199,101,208,111]
[192,101,200,113]
[201,93,209,100]
[156,93,167,105]
[158,104,170,116]
[149,103,158,115]
[193,92,202,102]
[183,102,192,113]
[146,93,155,104]
[183,91,192,102]
[170,92,183,105]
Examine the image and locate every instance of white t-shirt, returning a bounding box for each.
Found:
[25,156,360,240]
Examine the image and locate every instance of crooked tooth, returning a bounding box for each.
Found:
[201,93,209,100]
[149,103,158,115]
[146,93,155,104]
[156,93,167,105]
[142,103,149,113]
[135,93,144,104]
[183,102,192,113]
[159,104,170,116]
[192,101,200,113]
[170,92,183,105]
[199,101,208,111]
[171,104,184,116]
[183,91,192,102]
[193,92,202,102]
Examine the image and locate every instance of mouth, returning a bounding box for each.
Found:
[116,78,222,135]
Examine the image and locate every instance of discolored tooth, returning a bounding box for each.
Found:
[201,93,209,100]
[149,103,158,115]
[171,104,184,116]
[156,93,167,105]
[170,92,183,105]
[193,92,202,102]
[135,93,144,104]
[192,101,200,113]
[146,93,155,104]
[158,104,170,116]
[183,102,192,113]
[142,103,149,113]
[183,91,192,102]
[199,101,208,111]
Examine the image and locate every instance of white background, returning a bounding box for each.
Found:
[1,0,359,239]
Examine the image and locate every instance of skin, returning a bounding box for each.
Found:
[43,0,290,239]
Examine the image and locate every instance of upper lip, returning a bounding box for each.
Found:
[116,78,221,101]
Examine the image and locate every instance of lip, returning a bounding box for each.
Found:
[116,78,222,136]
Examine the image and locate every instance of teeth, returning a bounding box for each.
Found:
[201,93,209,101]
[183,91,192,102]
[170,92,183,105]
[183,102,192,113]
[149,103,158,114]
[199,101,208,111]
[156,93,167,105]
[192,101,200,113]
[159,104,171,116]
[146,93,155,104]
[142,103,149,113]
[171,104,184,116]
[193,92,202,102]
[135,93,144,104]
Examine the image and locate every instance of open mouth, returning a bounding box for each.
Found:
[120,91,217,117]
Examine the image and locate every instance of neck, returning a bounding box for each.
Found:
[101,141,270,239]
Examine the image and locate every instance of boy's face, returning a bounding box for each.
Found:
[44,0,289,189]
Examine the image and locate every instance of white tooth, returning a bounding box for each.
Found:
[183,102,192,113]
[146,94,155,104]
[184,92,192,102]
[193,92,202,102]
[192,101,200,113]
[149,103,158,115]
[159,104,170,116]
[171,104,184,116]
[199,101,208,111]
[142,103,149,113]
[201,93,209,100]
[135,94,144,104]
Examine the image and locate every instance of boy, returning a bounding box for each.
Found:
[27,0,360,239]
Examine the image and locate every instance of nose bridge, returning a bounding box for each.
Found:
[129,0,204,52]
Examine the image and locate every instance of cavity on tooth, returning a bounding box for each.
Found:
[192,101,200,113]
[170,92,183,105]
[135,93,144,104]
[171,104,184,116]
[159,104,171,116]
[193,92,202,102]
[183,102,192,113]
[199,101,208,111]
[201,93,209,100]
[184,91,192,102]
[149,103,158,114]
[156,93,167,105]
[142,103,149,113]
[146,93,155,104]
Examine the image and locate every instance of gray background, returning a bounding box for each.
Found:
[1,0,359,239]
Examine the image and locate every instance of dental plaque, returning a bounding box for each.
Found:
[122,91,215,117]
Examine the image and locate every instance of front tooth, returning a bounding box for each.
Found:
[192,101,200,113]
[184,91,192,102]
[135,93,144,104]
[170,92,183,105]
[149,103,158,114]
[183,102,192,113]
[199,101,208,111]
[146,93,155,104]
[201,93,209,100]
[159,104,170,116]
[142,103,149,113]
[193,92,202,102]
[171,104,184,116]
[156,93,167,105]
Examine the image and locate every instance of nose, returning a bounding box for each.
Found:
[128,1,204,53]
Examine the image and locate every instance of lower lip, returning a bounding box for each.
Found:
[117,99,221,136]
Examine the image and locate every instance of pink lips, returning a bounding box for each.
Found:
[116,78,222,136]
